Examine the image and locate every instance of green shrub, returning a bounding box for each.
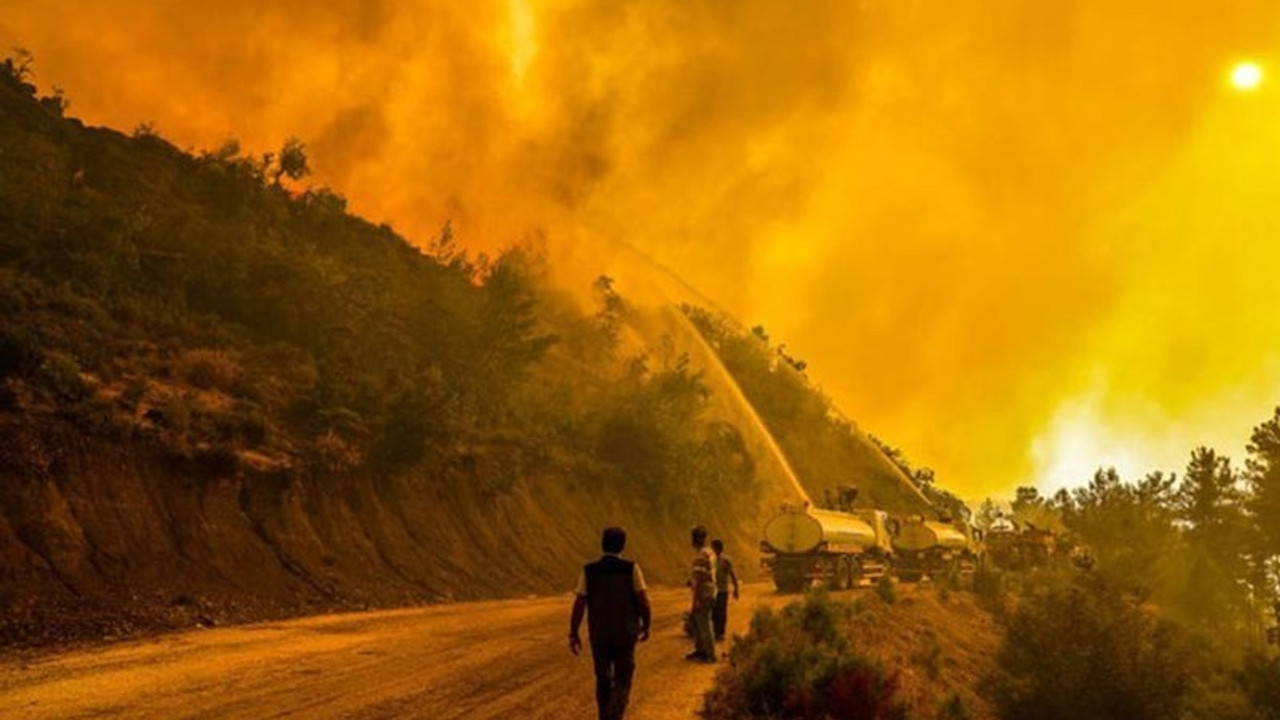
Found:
[938,566,964,593]
[132,121,159,139]
[1237,652,1280,720]
[153,395,192,433]
[121,378,149,406]
[1,48,34,85]
[311,431,361,474]
[235,403,269,445]
[67,392,131,438]
[0,327,40,380]
[992,573,1195,720]
[937,694,970,720]
[178,349,239,390]
[972,567,1006,613]
[702,593,906,720]
[876,575,898,604]
[212,401,269,446]
[49,282,106,322]
[39,351,90,401]
[912,630,942,680]
[315,406,365,436]
[39,87,68,116]
[1183,671,1267,720]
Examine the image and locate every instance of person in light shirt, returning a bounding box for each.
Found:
[686,525,717,662]
[569,527,651,720]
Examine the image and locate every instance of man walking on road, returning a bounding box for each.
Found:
[686,526,717,662]
[710,539,739,642]
[570,527,652,720]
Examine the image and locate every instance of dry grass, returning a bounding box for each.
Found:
[848,587,1002,720]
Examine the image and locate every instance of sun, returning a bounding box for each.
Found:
[1230,61,1264,92]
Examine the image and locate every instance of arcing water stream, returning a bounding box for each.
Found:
[608,234,938,512]
[663,306,813,507]
[599,235,824,507]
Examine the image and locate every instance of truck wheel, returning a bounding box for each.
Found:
[825,558,847,591]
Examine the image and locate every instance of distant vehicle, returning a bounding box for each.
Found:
[760,487,1089,592]
[985,517,1058,571]
[759,487,893,592]
[889,515,981,582]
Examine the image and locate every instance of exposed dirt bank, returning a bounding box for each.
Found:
[0,427,780,649]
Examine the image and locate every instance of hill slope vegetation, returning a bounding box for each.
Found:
[0,58,938,648]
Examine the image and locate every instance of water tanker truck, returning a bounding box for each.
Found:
[890,516,981,582]
[760,504,893,592]
[986,518,1058,571]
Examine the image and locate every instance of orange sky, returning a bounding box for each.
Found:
[6,1,1280,498]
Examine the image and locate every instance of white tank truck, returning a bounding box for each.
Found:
[759,487,894,592]
[889,516,982,582]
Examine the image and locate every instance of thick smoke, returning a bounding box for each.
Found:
[5,1,1280,495]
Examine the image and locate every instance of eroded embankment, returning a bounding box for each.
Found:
[0,425,776,650]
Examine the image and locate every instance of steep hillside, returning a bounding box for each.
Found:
[0,66,798,647]
[0,56,954,650]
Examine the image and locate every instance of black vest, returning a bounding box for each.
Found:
[584,555,640,646]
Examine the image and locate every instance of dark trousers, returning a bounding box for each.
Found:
[590,642,636,720]
[713,590,729,639]
[692,600,715,657]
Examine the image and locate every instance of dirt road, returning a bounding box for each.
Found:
[0,583,798,720]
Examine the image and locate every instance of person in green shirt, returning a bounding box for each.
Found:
[710,539,739,641]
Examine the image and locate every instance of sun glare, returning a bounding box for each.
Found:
[1230,61,1263,91]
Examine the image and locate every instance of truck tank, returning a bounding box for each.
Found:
[763,507,878,554]
[761,505,892,592]
[893,521,970,553]
[892,518,979,582]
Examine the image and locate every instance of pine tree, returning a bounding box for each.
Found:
[1175,447,1250,624]
[1176,447,1243,537]
[1246,408,1280,600]
[976,498,1001,530]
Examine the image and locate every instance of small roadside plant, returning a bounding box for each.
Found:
[876,575,898,604]
[936,694,970,720]
[1237,652,1280,720]
[702,592,907,720]
[971,566,1006,614]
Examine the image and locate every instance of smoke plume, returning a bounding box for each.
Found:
[6,1,1280,496]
